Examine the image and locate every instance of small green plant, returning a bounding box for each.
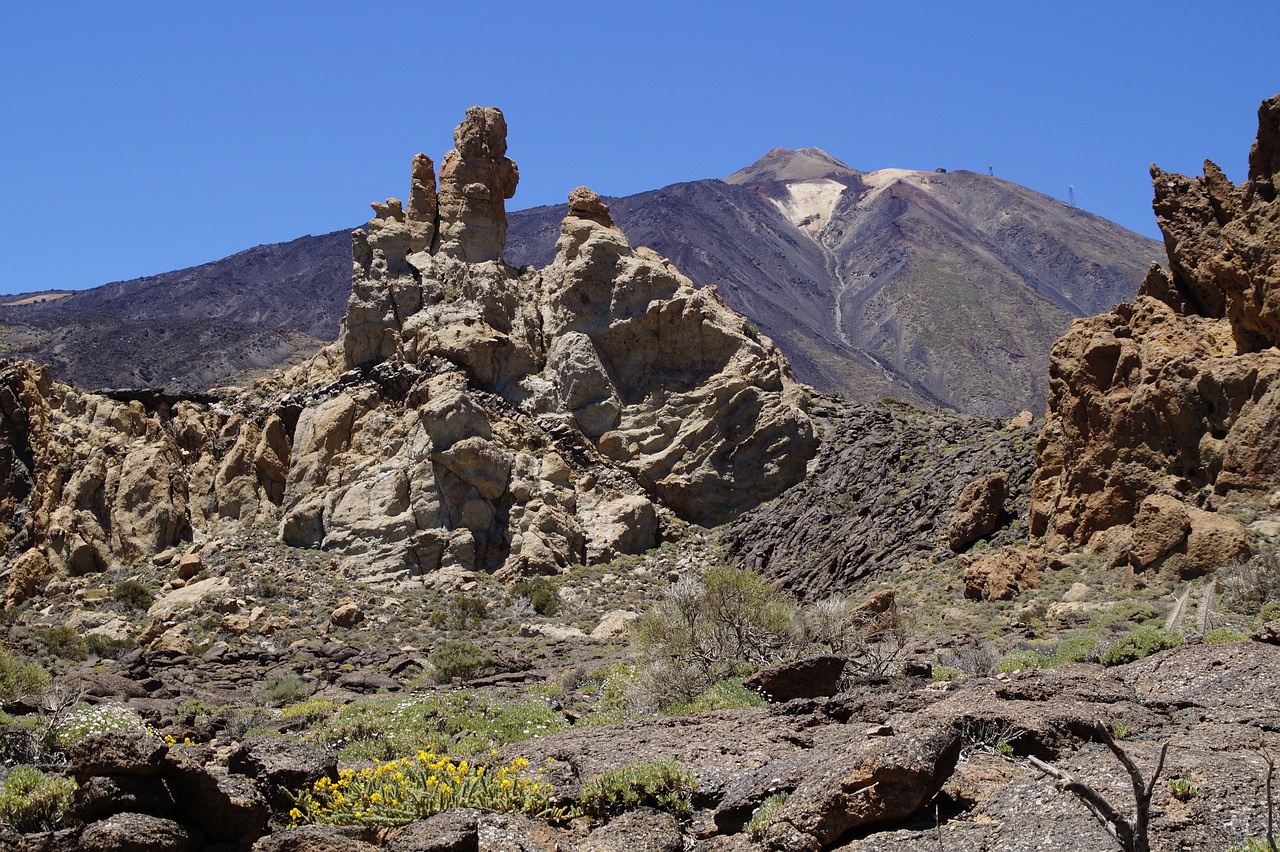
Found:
[1112,724,1129,740]
[0,648,51,702]
[258,672,308,706]
[513,578,559,616]
[176,699,216,727]
[429,640,497,684]
[38,626,87,661]
[663,678,767,716]
[112,579,154,609]
[1167,777,1197,802]
[0,766,75,832]
[1203,627,1249,644]
[281,698,340,725]
[746,792,790,840]
[932,664,966,682]
[84,633,136,659]
[289,752,560,827]
[577,759,698,819]
[997,649,1053,673]
[1100,626,1185,666]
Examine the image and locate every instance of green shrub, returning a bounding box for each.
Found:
[1167,777,1197,801]
[1053,632,1103,664]
[84,633,136,659]
[452,596,489,629]
[997,649,1053,673]
[258,672,308,706]
[281,698,340,725]
[633,566,799,707]
[38,626,87,661]
[0,648,51,702]
[514,578,559,616]
[1203,627,1248,644]
[1100,626,1184,666]
[0,766,75,832]
[429,640,497,684]
[746,792,789,839]
[931,664,966,682]
[112,579,154,609]
[663,678,767,716]
[578,759,698,819]
[176,700,216,727]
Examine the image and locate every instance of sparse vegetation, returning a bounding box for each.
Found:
[429,640,498,683]
[111,578,154,609]
[746,792,790,839]
[577,758,698,819]
[1100,626,1184,667]
[0,766,75,832]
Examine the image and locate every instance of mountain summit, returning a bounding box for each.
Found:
[509,153,1162,415]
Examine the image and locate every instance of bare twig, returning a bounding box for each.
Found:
[1027,722,1167,852]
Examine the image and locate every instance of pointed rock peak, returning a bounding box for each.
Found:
[567,186,614,227]
[724,147,860,185]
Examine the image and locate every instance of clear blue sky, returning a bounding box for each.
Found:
[1,1,1276,295]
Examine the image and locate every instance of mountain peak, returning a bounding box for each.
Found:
[724,147,860,185]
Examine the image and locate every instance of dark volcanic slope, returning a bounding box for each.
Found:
[0,231,350,390]
[721,395,1037,600]
[509,150,1163,416]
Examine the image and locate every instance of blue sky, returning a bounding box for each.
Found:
[0,1,1276,295]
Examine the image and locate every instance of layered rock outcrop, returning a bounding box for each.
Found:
[1032,94,1280,572]
[0,107,814,598]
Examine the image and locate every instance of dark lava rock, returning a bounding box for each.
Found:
[745,655,846,702]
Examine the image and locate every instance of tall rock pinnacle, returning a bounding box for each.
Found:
[435,106,520,263]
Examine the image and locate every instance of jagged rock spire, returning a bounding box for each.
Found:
[435,106,520,262]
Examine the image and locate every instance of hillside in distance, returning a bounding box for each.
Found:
[507,148,1164,415]
[0,232,350,389]
[1,149,1160,413]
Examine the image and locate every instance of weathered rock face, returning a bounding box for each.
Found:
[1032,94,1280,569]
[0,107,814,594]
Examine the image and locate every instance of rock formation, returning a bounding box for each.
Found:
[0,107,815,598]
[1031,94,1280,575]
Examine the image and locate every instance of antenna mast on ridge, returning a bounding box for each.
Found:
[988,164,994,176]
[1068,185,1076,207]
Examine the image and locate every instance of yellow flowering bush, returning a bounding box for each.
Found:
[288,751,564,827]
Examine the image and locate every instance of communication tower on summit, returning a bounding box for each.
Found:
[988,164,993,176]
[1068,185,1076,207]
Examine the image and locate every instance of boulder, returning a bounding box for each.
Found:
[227,736,337,811]
[77,812,191,852]
[765,726,961,849]
[963,548,1043,601]
[745,655,846,703]
[947,471,1008,551]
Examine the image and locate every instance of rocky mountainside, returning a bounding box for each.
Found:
[0,106,814,603]
[508,149,1162,416]
[1030,94,1280,573]
[2,149,1158,417]
[0,232,349,389]
[722,398,1038,601]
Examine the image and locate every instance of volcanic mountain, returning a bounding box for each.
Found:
[509,148,1163,415]
[1,149,1161,414]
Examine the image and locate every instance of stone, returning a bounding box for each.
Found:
[581,808,684,852]
[77,812,191,852]
[744,655,846,702]
[1129,494,1191,569]
[591,609,640,640]
[70,730,167,784]
[766,726,960,848]
[328,600,364,629]
[175,553,203,579]
[963,548,1043,601]
[251,825,380,852]
[227,736,337,811]
[947,471,1009,551]
[435,106,520,263]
